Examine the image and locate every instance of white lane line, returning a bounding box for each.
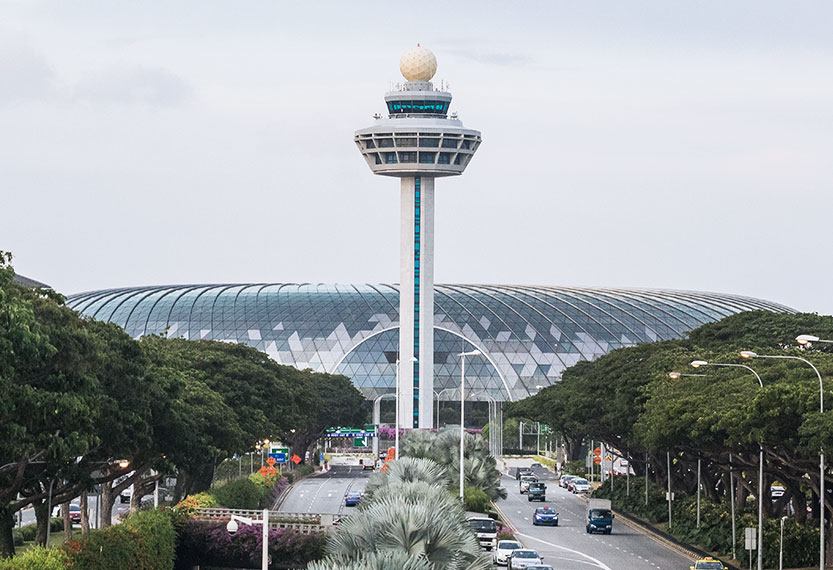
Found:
[514,531,613,570]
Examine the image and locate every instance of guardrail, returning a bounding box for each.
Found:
[193,508,347,534]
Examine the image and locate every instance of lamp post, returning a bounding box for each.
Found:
[741,348,826,570]
[226,509,270,570]
[692,359,764,570]
[395,356,419,460]
[458,350,481,500]
[780,515,788,570]
[434,388,455,429]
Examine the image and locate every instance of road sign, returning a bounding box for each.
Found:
[290,454,302,464]
[354,437,368,448]
[605,455,612,461]
[269,447,289,464]
[594,447,601,456]
[593,456,601,465]
[266,456,276,467]
[745,527,757,550]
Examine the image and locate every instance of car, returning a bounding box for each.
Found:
[519,475,537,494]
[508,548,544,569]
[571,477,591,494]
[532,506,558,526]
[527,481,547,502]
[492,539,522,566]
[516,467,533,480]
[530,462,542,469]
[771,484,785,499]
[344,491,361,506]
[68,504,82,524]
[559,474,576,488]
[690,557,726,570]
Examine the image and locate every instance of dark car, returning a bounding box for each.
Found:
[532,506,558,526]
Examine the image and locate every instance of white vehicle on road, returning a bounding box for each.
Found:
[493,539,522,566]
[571,477,591,494]
[508,548,544,569]
[519,475,537,494]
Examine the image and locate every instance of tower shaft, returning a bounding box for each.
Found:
[399,176,435,428]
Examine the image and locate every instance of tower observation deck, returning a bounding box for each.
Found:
[355,46,481,429]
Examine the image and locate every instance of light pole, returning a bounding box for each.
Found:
[692,359,764,570]
[434,388,455,429]
[227,509,270,570]
[395,356,418,459]
[459,350,481,500]
[741,348,826,570]
[780,515,788,570]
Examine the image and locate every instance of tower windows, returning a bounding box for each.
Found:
[441,138,459,148]
[438,153,450,164]
[378,138,394,148]
[399,152,415,163]
[419,138,440,147]
[418,152,436,164]
[385,153,398,164]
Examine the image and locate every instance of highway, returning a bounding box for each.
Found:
[498,458,691,570]
[277,465,371,515]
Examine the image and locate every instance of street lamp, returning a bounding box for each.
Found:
[434,388,455,429]
[395,356,418,459]
[740,349,826,570]
[797,335,833,346]
[458,350,481,500]
[691,359,763,567]
[226,509,270,570]
[668,372,706,379]
[780,515,788,570]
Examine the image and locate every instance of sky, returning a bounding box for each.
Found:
[2,1,832,315]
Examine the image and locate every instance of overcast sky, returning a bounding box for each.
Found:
[2,1,831,315]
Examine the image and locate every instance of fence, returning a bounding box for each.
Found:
[193,508,346,534]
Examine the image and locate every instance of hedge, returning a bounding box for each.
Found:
[0,546,69,570]
[65,508,176,570]
[174,519,326,570]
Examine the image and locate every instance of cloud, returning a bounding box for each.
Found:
[0,39,56,104]
[75,65,193,107]
[446,48,534,68]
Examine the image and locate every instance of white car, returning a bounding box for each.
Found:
[519,476,537,494]
[493,540,522,566]
[571,478,591,494]
[508,549,544,569]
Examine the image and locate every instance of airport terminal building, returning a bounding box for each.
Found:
[66,283,790,405]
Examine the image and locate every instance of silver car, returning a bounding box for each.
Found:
[508,549,544,569]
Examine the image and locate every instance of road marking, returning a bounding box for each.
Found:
[515,531,613,570]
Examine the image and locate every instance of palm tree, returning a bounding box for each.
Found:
[326,494,490,570]
[307,551,434,570]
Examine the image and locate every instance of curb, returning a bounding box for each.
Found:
[612,507,705,561]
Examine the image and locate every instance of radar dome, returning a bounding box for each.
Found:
[400,46,437,82]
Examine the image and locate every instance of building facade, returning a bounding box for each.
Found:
[67,283,791,405]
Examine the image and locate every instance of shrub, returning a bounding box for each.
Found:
[464,486,491,513]
[496,529,515,541]
[174,519,326,570]
[565,459,587,477]
[65,509,176,570]
[174,492,218,515]
[212,478,264,510]
[0,545,69,570]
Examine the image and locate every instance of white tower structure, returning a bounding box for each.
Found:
[355,46,481,429]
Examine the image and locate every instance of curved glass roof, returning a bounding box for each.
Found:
[66,284,792,402]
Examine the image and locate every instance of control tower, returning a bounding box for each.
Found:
[355,46,481,429]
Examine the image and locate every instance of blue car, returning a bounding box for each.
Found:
[532,506,558,526]
[345,491,361,506]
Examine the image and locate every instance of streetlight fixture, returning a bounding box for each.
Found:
[691,359,764,567]
[458,349,482,500]
[797,335,833,346]
[740,349,826,570]
[117,459,130,469]
[434,388,455,429]
[226,509,270,570]
[780,515,788,570]
[395,356,418,459]
[668,372,706,379]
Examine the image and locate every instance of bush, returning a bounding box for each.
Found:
[174,519,327,570]
[174,492,218,515]
[212,478,264,510]
[0,545,69,570]
[496,529,515,541]
[463,486,491,513]
[65,508,176,570]
[565,459,587,477]
[287,464,314,484]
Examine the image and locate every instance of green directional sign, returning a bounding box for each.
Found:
[354,437,368,448]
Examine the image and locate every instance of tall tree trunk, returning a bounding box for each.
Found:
[0,505,16,558]
[33,500,48,546]
[62,502,72,541]
[79,492,90,535]
[99,485,116,528]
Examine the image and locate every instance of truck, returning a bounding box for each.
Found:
[586,498,614,534]
[466,515,498,551]
[527,481,546,502]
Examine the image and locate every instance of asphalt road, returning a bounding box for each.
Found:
[498,458,692,570]
[277,465,371,515]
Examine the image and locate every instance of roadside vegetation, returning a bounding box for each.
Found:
[508,310,833,567]
[0,251,366,561]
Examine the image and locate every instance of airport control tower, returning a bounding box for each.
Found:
[355,46,481,429]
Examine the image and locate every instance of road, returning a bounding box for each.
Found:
[16,494,123,528]
[278,465,371,515]
[497,458,692,570]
